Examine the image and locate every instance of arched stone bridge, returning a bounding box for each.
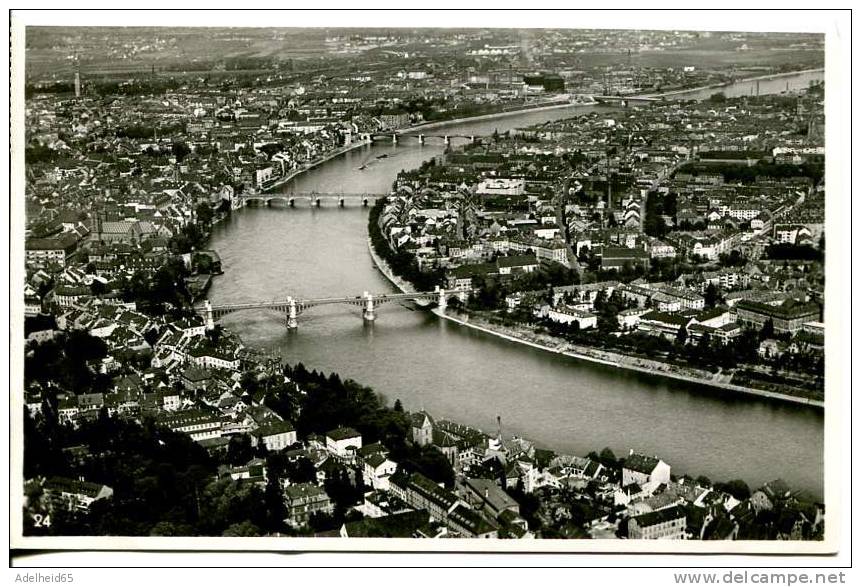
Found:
[196,287,471,329]
[237,192,384,208]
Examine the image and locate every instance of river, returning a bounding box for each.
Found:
[208,70,825,499]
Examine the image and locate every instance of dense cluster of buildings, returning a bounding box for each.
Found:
[377,85,825,394]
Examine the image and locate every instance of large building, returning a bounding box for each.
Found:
[733,300,821,335]
[601,246,651,272]
[283,483,333,527]
[628,505,687,540]
[25,234,79,268]
[39,476,114,512]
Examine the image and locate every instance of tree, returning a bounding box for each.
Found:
[226,434,253,466]
[172,141,191,163]
[258,143,283,160]
[89,280,107,297]
[704,282,720,308]
[599,447,617,467]
[195,202,214,227]
[393,399,404,413]
[716,479,751,501]
[676,324,688,346]
[222,521,262,537]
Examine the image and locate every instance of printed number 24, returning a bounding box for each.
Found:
[33,513,51,527]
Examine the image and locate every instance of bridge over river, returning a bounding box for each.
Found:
[197,287,471,329]
[370,132,479,145]
[237,191,386,208]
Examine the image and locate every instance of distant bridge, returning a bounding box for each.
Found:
[197,287,471,329]
[236,192,386,208]
[592,95,662,106]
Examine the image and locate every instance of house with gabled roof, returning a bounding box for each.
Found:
[622,451,672,490]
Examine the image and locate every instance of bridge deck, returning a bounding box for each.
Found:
[201,289,468,314]
[239,192,385,200]
[206,291,442,311]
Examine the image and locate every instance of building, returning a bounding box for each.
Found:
[547,306,597,330]
[622,452,672,489]
[157,409,223,442]
[283,483,333,527]
[363,453,398,491]
[390,471,461,523]
[496,254,539,275]
[390,472,499,538]
[637,311,694,341]
[476,177,525,197]
[251,420,298,451]
[26,234,79,268]
[40,476,114,512]
[446,503,499,538]
[458,477,520,520]
[628,505,687,540]
[734,300,820,335]
[617,308,651,330]
[326,427,363,458]
[411,411,434,447]
[601,246,650,271]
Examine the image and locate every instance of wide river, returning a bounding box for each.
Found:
[209,70,825,498]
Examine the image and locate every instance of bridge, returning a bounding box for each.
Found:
[196,287,471,329]
[592,95,662,106]
[370,133,479,146]
[237,192,386,208]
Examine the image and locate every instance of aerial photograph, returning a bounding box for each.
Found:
[14,16,834,553]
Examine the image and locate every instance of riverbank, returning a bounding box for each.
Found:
[636,67,825,99]
[259,138,373,194]
[366,235,823,409]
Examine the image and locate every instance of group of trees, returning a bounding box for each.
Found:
[368,199,445,291]
[25,143,63,164]
[643,190,678,240]
[255,363,457,493]
[765,243,824,262]
[467,260,580,313]
[117,258,193,317]
[25,331,112,399]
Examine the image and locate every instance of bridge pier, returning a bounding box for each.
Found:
[418,134,425,145]
[314,197,321,207]
[362,292,376,322]
[392,134,398,145]
[287,298,298,329]
[362,197,369,207]
[436,286,447,310]
[444,135,450,146]
[203,300,215,330]
[470,135,475,144]
[339,197,345,207]
[289,198,295,207]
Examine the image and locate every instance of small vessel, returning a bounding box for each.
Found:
[376,153,389,159]
[358,164,367,170]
